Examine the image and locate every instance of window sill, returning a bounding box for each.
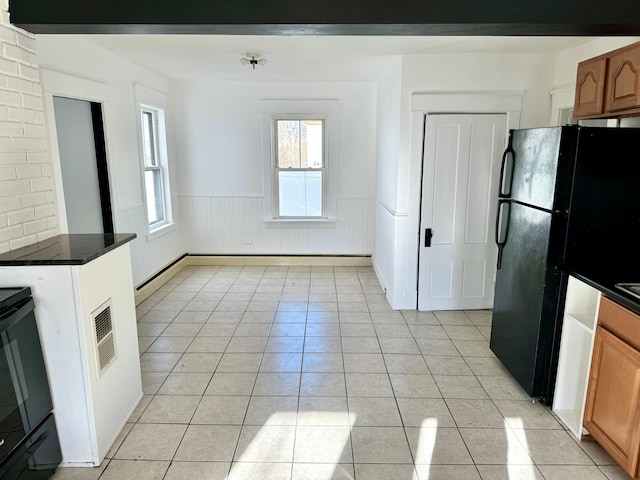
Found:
[264,218,337,228]
[146,222,176,241]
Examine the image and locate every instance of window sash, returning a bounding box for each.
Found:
[144,166,166,226]
[276,169,323,218]
[275,167,323,173]
[141,110,158,167]
[273,118,326,218]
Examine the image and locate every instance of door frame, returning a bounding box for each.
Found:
[41,68,117,234]
[407,92,524,310]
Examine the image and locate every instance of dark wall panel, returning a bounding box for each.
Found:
[10,0,640,35]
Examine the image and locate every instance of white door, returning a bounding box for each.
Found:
[418,113,507,311]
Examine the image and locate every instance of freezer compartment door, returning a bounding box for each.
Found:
[509,128,563,210]
[490,202,555,397]
[567,127,640,279]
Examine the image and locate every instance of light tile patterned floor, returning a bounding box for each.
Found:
[52,265,629,480]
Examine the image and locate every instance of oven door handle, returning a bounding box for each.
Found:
[0,307,18,321]
[0,299,34,333]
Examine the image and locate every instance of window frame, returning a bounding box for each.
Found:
[272,116,327,219]
[135,86,174,238]
[260,99,339,225]
[140,106,168,229]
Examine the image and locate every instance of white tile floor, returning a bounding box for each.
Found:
[51,265,630,480]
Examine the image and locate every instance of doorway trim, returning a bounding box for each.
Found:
[41,68,116,233]
[406,91,524,310]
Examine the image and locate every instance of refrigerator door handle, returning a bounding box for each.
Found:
[498,133,515,199]
[495,200,511,270]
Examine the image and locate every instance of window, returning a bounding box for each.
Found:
[139,105,171,231]
[261,99,338,223]
[275,118,325,218]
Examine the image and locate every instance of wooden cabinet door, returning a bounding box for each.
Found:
[606,45,640,112]
[584,326,640,478]
[574,57,607,118]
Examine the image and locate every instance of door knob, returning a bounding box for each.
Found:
[424,228,433,247]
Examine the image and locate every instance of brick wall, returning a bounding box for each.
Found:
[0,1,57,252]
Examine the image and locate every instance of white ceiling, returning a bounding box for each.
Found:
[68,35,597,81]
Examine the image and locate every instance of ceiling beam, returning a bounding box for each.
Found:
[10,0,640,35]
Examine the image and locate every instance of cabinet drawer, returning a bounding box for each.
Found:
[598,296,640,351]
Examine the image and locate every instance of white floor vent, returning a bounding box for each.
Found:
[92,299,117,377]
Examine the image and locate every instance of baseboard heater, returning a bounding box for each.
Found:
[136,253,372,291]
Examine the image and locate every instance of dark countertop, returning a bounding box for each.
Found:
[570,268,640,316]
[0,233,136,266]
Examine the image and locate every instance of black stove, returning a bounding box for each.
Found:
[0,287,31,311]
[615,283,640,301]
[0,287,61,479]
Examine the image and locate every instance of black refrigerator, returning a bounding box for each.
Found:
[490,125,640,405]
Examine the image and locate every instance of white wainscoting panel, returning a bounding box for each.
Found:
[116,204,185,286]
[372,201,417,311]
[117,206,146,283]
[181,196,374,255]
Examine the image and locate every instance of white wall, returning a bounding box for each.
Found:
[374,53,557,308]
[175,80,377,254]
[374,57,402,212]
[36,36,185,285]
[31,34,635,295]
[0,5,58,252]
[372,56,402,298]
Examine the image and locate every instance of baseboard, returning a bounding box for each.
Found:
[97,391,144,466]
[392,290,418,311]
[59,461,101,468]
[372,257,391,299]
[372,258,417,311]
[187,255,372,267]
[135,254,373,305]
[134,254,190,305]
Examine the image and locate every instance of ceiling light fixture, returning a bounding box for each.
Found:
[240,52,266,70]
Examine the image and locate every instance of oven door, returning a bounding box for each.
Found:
[0,298,54,461]
[0,414,61,479]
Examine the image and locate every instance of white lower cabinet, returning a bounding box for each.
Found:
[0,244,142,466]
[552,275,601,439]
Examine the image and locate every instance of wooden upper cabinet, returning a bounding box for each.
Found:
[574,57,607,118]
[606,45,640,112]
[584,298,640,479]
[572,41,640,119]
